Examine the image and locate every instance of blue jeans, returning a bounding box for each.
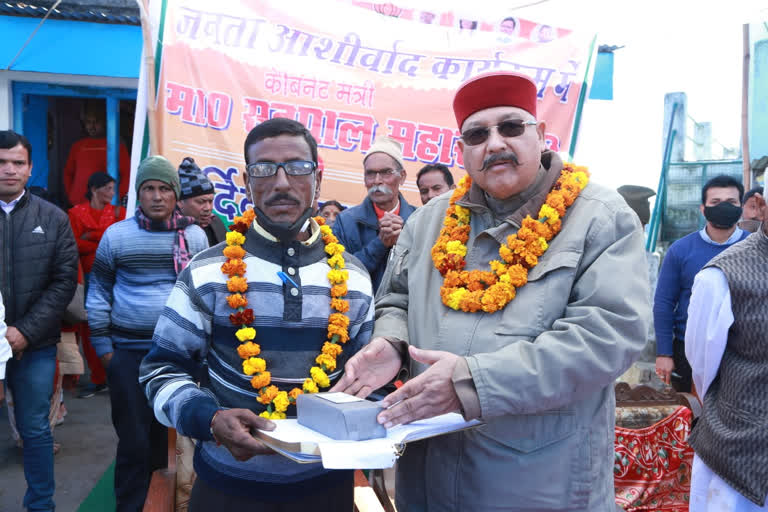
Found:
[7,345,57,512]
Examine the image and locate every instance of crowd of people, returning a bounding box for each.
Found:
[0,70,765,512]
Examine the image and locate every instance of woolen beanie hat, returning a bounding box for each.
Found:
[364,136,405,169]
[135,155,181,199]
[453,71,538,130]
[178,157,214,200]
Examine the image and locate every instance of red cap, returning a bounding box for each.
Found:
[453,71,538,130]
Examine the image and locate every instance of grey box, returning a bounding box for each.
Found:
[296,393,386,441]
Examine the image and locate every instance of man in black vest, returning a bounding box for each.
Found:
[685,186,768,510]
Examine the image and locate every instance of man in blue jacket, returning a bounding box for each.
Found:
[333,137,416,292]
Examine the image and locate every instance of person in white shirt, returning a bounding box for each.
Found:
[686,186,768,511]
[0,292,11,403]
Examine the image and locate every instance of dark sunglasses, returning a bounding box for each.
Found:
[246,160,316,178]
[461,120,537,146]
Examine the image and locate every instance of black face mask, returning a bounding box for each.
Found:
[253,207,314,243]
[704,202,743,229]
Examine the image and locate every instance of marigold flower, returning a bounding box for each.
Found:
[324,242,345,257]
[288,388,303,401]
[259,411,271,419]
[328,324,350,344]
[303,378,319,393]
[322,342,343,358]
[330,283,348,298]
[270,411,287,420]
[316,353,337,372]
[237,341,261,359]
[446,240,467,257]
[227,276,248,293]
[223,245,246,260]
[446,287,469,310]
[327,254,345,269]
[327,269,349,284]
[230,221,249,235]
[242,357,266,375]
[329,312,350,329]
[315,216,326,226]
[227,293,248,309]
[241,208,256,224]
[257,385,279,404]
[236,327,256,342]
[273,391,290,412]
[251,372,271,391]
[331,298,350,313]
[226,231,246,246]
[230,309,254,326]
[221,259,247,276]
[310,366,330,388]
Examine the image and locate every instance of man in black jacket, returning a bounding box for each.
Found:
[0,130,78,512]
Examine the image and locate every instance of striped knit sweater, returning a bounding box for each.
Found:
[86,217,208,356]
[139,224,374,498]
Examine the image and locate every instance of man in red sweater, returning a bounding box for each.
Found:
[63,106,131,207]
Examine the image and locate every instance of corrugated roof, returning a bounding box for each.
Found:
[0,1,139,25]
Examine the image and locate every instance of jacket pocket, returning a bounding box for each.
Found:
[462,412,591,510]
[494,249,582,336]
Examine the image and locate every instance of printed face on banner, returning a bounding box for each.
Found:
[156,0,592,221]
[244,135,320,224]
[458,106,546,200]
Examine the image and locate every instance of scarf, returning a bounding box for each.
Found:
[135,207,197,274]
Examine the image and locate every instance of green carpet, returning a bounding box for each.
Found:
[77,460,116,512]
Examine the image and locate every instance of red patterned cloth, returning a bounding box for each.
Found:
[615,406,694,511]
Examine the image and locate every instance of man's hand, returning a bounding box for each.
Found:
[100,352,113,369]
[7,327,28,357]
[330,337,402,397]
[378,213,404,247]
[211,409,276,461]
[377,346,462,428]
[656,356,675,385]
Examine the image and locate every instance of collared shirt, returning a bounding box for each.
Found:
[699,226,744,245]
[372,199,400,219]
[685,267,768,511]
[0,190,25,214]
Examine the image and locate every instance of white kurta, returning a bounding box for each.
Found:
[685,267,768,511]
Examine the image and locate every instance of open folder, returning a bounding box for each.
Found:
[255,413,482,469]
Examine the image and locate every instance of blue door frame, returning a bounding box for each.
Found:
[12,81,137,203]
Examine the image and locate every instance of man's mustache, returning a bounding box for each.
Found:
[265,193,300,206]
[368,185,393,197]
[479,152,520,172]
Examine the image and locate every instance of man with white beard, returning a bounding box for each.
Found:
[333,137,416,292]
[686,186,768,511]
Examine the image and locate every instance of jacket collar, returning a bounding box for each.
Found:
[243,222,327,267]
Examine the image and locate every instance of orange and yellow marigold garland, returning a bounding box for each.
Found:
[223,210,350,419]
[431,163,589,313]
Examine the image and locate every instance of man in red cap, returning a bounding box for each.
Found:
[333,72,650,510]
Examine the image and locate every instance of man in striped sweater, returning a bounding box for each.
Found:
[87,156,208,512]
[140,118,374,511]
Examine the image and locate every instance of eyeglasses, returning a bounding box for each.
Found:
[460,120,537,146]
[246,160,316,178]
[364,168,401,180]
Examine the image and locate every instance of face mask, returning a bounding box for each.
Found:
[704,202,742,229]
[253,206,314,243]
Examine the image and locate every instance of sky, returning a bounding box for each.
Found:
[407,0,767,190]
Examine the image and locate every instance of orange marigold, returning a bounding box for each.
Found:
[221,259,246,276]
[227,276,248,293]
[223,245,246,260]
[227,293,248,309]
[328,324,350,344]
[316,353,337,372]
[330,283,348,298]
[329,313,350,329]
[237,341,261,359]
[322,342,343,357]
[257,384,279,404]
[331,298,350,313]
[251,372,271,391]
[288,388,303,401]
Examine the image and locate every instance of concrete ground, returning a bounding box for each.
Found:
[0,385,116,511]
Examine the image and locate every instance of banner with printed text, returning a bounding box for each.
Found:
[157,0,593,221]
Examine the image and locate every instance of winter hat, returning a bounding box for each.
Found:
[135,155,181,199]
[363,136,405,170]
[453,71,538,130]
[178,157,214,200]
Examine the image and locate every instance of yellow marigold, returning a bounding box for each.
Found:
[242,357,266,375]
[443,216,458,229]
[322,341,343,358]
[327,269,349,284]
[259,410,271,419]
[319,223,332,234]
[445,287,469,310]
[489,260,507,275]
[331,298,350,313]
[270,411,287,420]
[316,353,337,372]
[257,385,279,404]
[330,283,348,298]
[236,341,261,359]
[445,240,467,257]
[223,245,246,260]
[310,366,331,388]
[273,391,290,412]
[227,276,248,293]
[324,242,345,257]
[303,378,319,393]
[227,293,248,309]
[454,205,470,224]
[327,254,345,269]
[235,327,256,342]
[499,245,515,264]
[538,204,560,225]
[288,388,303,401]
[226,231,246,246]
[571,171,589,189]
[251,371,271,391]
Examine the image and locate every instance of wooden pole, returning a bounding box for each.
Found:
[138,0,158,156]
[741,24,751,188]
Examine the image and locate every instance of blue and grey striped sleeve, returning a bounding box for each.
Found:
[140,265,220,441]
[87,228,116,357]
